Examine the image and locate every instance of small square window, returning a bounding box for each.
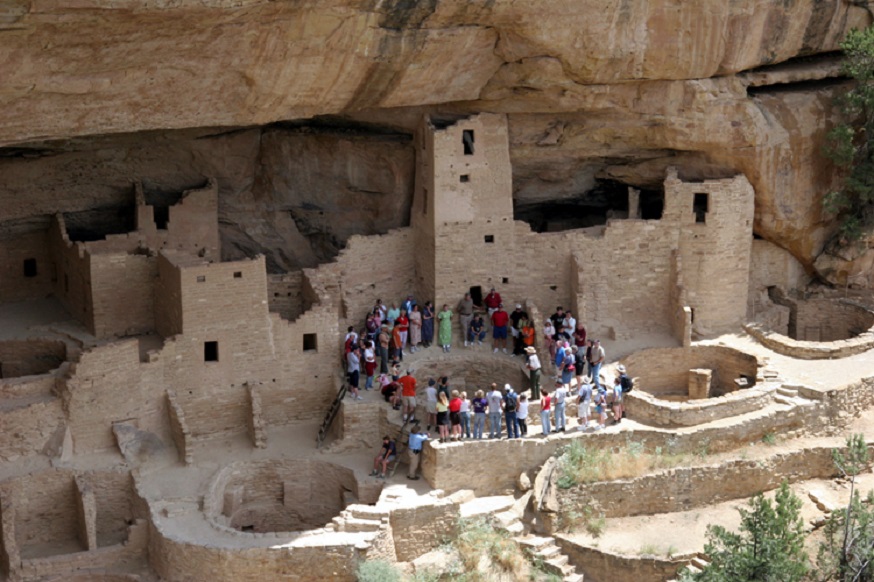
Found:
[233,271,242,279]
[197,275,206,283]
[460,174,470,183]
[502,277,509,284]
[23,258,37,278]
[204,341,219,362]
[303,333,318,352]
[693,193,709,224]
[484,235,494,243]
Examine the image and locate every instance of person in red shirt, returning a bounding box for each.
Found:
[484,287,502,315]
[399,370,417,423]
[491,304,510,354]
[449,390,463,441]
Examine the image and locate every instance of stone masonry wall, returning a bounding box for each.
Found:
[795,299,874,342]
[89,252,157,338]
[0,230,54,304]
[0,339,66,378]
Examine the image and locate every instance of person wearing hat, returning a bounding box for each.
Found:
[576,375,593,430]
[591,339,606,390]
[524,346,542,399]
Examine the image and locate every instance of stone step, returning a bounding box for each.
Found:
[514,535,554,551]
[690,557,709,569]
[776,386,798,398]
[503,521,524,535]
[494,510,521,528]
[772,394,795,406]
[535,545,562,560]
[345,505,390,521]
[543,554,569,575]
[333,517,382,532]
[564,573,584,582]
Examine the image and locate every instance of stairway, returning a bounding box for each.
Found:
[514,534,584,581]
[316,382,347,448]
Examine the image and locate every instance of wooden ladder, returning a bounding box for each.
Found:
[316,382,347,448]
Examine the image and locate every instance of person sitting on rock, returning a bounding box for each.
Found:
[371,436,396,479]
[468,314,486,346]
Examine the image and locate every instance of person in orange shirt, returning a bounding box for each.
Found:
[399,369,417,423]
[391,323,404,362]
[521,319,535,348]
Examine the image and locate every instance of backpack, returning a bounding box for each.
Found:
[620,374,633,393]
[505,393,517,412]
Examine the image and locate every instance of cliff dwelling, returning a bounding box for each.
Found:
[2,2,874,582]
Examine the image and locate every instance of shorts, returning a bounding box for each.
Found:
[402,395,416,408]
[437,411,450,426]
[493,325,507,339]
[426,401,437,414]
[578,401,590,416]
[348,370,360,388]
[450,411,461,426]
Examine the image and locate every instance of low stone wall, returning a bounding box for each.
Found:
[409,352,529,396]
[556,535,689,582]
[745,322,874,359]
[0,339,67,379]
[620,345,760,398]
[623,384,777,427]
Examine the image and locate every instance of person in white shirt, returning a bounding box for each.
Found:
[516,394,529,437]
[487,384,503,438]
[576,377,593,430]
[553,380,568,432]
[425,379,438,432]
[524,346,542,399]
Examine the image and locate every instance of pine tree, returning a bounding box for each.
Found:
[692,481,808,582]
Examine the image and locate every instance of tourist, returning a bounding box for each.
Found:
[459,391,472,439]
[406,426,429,480]
[386,302,400,326]
[371,436,396,479]
[617,364,632,419]
[543,319,557,362]
[550,307,565,338]
[468,314,486,345]
[421,301,435,348]
[472,389,487,439]
[593,386,607,430]
[517,394,529,437]
[395,308,409,351]
[378,324,390,374]
[520,318,535,352]
[510,304,529,355]
[576,376,592,431]
[561,310,576,338]
[408,305,422,353]
[585,339,594,378]
[402,294,416,315]
[491,303,510,354]
[553,379,568,432]
[346,346,362,400]
[503,384,519,439]
[391,323,404,362]
[560,346,574,389]
[612,376,624,425]
[484,287,502,316]
[524,346,542,399]
[365,313,379,343]
[425,378,438,431]
[344,326,358,352]
[380,374,400,408]
[458,293,475,347]
[363,340,377,390]
[591,339,606,390]
[540,389,552,436]
[399,369,417,422]
[449,390,463,440]
[437,376,451,401]
[573,322,587,350]
[487,383,503,438]
[374,298,387,322]
[436,392,450,442]
[438,304,453,352]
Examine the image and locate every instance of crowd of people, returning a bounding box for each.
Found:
[350,289,635,479]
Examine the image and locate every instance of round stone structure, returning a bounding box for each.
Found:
[0,338,66,378]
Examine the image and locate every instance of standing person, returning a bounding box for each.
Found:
[540,389,552,436]
[458,293,475,347]
[409,305,422,353]
[521,318,535,351]
[611,376,624,425]
[560,347,574,390]
[437,376,451,401]
[543,319,557,363]
[346,346,362,400]
[370,436,396,479]
[395,309,409,352]
[401,294,416,315]
[406,426,429,481]
[449,390,463,441]
[425,379,438,432]
[436,392,450,442]
[576,376,593,431]
[378,325,390,374]
[517,394,529,437]
[510,304,529,355]
[524,346,542,400]
[421,302,435,348]
[391,323,404,362]
[468,314,486,345]
[503,384,519,439]
[585,339,595,379]
[491,304,510,354]
[459,391,472,439]
[550,307,565,338]
[593,387,608,430]
[617,364,633,420]
[363,341,377,390]
[591,339,606,390]
[399,369,417,423]
[573,323,587,351]
[374,299,388,322]
[553,379,568,432]
[386,303,400,327]
[437,304,453,353]
[561,310,576,338]
[365,313,379,343]
[484,287,502,316]
[472,389,488,439]
[487,383,503,438]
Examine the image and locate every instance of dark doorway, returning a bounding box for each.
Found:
[470,286,483,308]
[639,189,665,220]
[153,206,170,230]
[23,258,37,278]
[693,193,709,223]
[204,341,219,362]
